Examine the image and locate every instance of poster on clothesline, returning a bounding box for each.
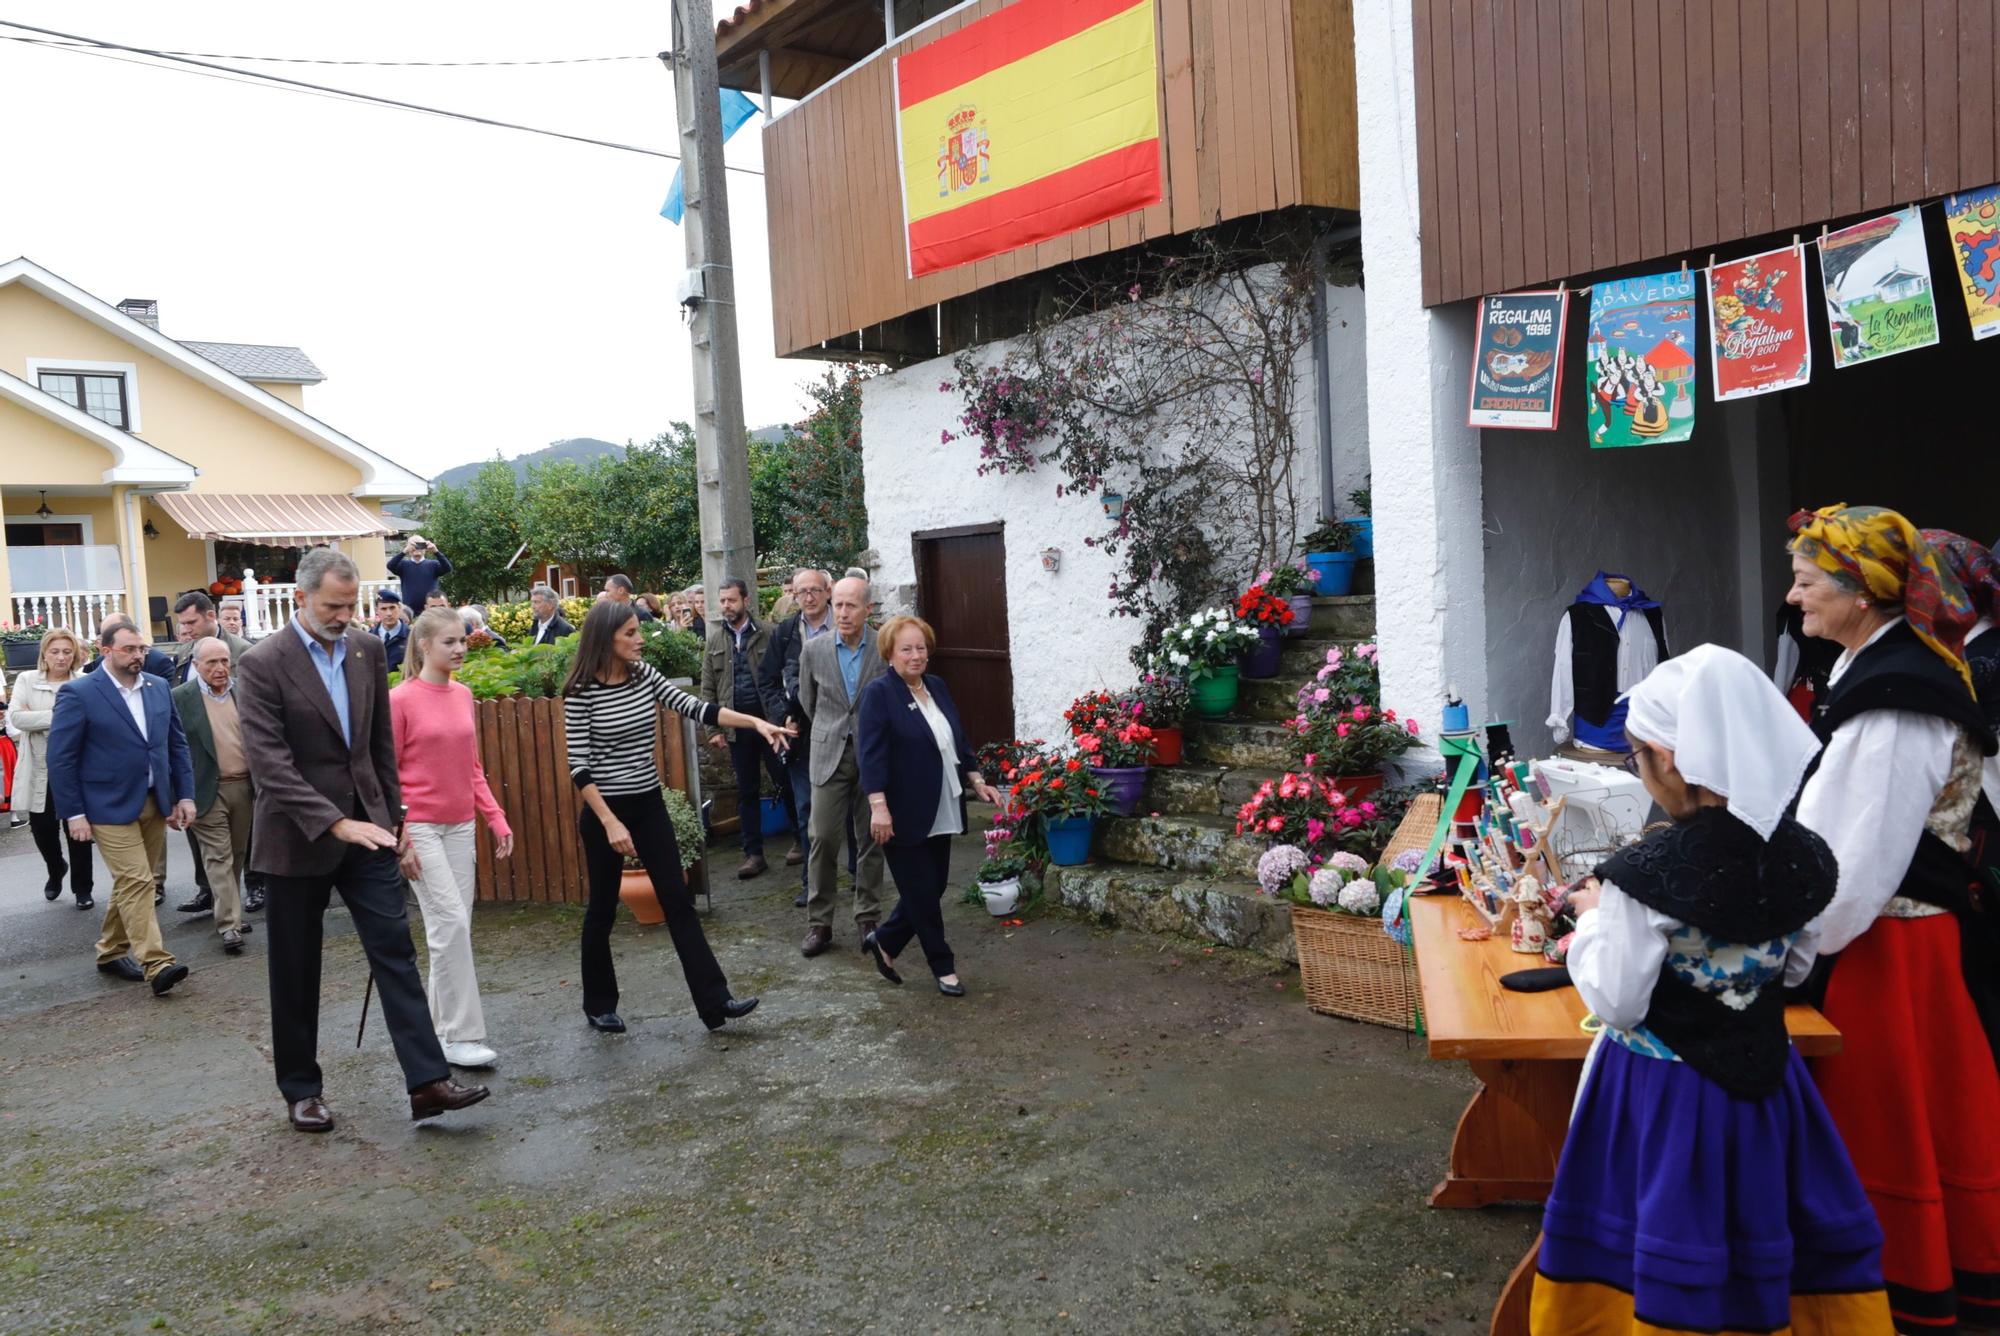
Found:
[1820,206,1939,368]
[1468,290,1568,430]
[1945,184,2000,341]
[1584,269,1697,448]
[1707,244,1811,400]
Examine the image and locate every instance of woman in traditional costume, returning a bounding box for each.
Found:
[1531,644,1892,1334]
[1790,505,2000,1334]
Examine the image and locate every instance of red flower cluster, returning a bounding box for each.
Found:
[1233,771,1380,860]
[1007,757,1113,821]
[1234,585,1297,628]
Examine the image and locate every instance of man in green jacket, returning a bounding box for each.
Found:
[171,637,255,954]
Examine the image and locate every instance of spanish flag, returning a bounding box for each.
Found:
[895,0,1163,279]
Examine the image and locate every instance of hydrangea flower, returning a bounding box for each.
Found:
[1256,844,1310,895]
[1307,867,1344,906]
[1337,881,1381,915]
[1328,851,1369,874]
[1391,848,1427,874]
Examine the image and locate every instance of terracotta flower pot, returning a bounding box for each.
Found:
[618,867,667,925]
[1149,725,1184,766]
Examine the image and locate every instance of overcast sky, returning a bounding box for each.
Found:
[0,2,811,482]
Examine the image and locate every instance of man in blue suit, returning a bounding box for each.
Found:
[47,621,198,995]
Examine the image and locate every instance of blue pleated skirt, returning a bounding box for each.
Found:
[1533,1039,1892,1334]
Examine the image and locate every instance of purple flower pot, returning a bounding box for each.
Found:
[1088,765,1150,816]
[1239,625,1283,680]
[1284,594,1314,637]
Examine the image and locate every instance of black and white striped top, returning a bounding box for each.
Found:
[564,662,720,795]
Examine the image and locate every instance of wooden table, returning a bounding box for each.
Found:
[1408,893,1842,1334]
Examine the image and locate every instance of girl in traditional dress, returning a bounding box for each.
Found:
[1789,505,2000,1333]
[1532,644,1892,1335]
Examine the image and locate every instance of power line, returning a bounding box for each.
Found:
[0,20,765,176]
[6,39,652,67]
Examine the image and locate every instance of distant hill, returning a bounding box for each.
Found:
[432,425,792,490]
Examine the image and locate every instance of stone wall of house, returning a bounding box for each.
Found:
[860,267,1369,745]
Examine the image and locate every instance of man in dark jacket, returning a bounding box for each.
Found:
[369,591,409,674]
[387,535,452,610]
[701,578,795,879]
[527,585,575,645]
[758,569,833,902]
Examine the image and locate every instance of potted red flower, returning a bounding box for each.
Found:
[1234,584,1296,680]
[1065,690,1154,815]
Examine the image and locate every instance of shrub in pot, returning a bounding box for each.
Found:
[1007,753,1113,867]
[1259,560,1321,637]
[1155,608,1261,719]
[1233,585,1295,678]
[1131,671,1190,765]
[975,854,1028,916]
[1302,520,1361,595]
[620,785,706,924]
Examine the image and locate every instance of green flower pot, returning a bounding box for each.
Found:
[1189,665,1241,719]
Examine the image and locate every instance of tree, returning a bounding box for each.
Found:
[604,426,701,590]
[771,364,876,570]
[520,456,610,575]
[413,458,524,604]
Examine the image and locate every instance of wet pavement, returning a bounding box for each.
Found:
[0,820,1537,1334]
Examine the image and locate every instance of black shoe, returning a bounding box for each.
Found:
[150,964,189,996]
[793,888,808,908]
[44,875,63,902]
[75,895,95,912]
[586,1012,626,1033]
[177,889,214,914]
[242,885,267,914]
[153,886,164,907]
[863,932,902,986]
[702,996,760,1031]
[96,956,144,982]
[938,979,968,998]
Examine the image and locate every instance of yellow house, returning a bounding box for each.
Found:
[0,257,426,642]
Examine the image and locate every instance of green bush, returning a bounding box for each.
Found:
[628,785,705,872]
[639,621,702,682]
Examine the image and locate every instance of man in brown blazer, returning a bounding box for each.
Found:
[235,548,489,1133]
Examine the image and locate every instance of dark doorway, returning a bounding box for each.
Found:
[914,524,1015,750]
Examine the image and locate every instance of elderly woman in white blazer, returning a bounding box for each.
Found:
[6,627,95,906]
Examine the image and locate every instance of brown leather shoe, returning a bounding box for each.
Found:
[785,846,805,866]
[735,856,768,880]
[221,928,244,954]
[855,919,878,951]
[800,925,833,957]
[410,1078,490,1121]
[288,1097,334,1133]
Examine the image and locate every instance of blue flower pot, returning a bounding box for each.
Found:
[1044,815,1095,866]
[1346,517,1374,559]
[1306,552,1358,596]
[759,795,793,836]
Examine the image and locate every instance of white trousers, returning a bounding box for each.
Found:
[407,821,486,1044]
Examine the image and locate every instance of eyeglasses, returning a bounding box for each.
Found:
[1619,751,1642,776]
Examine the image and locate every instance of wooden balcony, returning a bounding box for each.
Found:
[742,0,1359,359]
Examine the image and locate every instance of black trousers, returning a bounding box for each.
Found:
[29,801,93,900]
[263,843,450,1102]
[728,731,796,857]
[579,789,729,1020]
[879,834,957,979]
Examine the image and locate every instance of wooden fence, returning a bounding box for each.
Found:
[468,695,709,905]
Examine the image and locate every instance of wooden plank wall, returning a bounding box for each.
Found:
[761,0,1360,358]
[1412,0,2000,306]
[471,697,708,905]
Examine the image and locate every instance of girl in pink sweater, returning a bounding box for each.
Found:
[392,608,513,1070]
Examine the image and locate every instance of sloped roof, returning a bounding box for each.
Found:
[180,340,325,384]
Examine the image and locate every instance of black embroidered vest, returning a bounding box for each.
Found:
[1569,603,1669,730]
[1595,807,1835,1099]
[1776,603,1841,706]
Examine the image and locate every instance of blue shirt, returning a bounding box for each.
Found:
[290,617,351,745]
[836,635,868,702]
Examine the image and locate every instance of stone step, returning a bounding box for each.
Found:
[1183,716,1298,769]
[1236,672,1303,721]
[1046,864,1295,963]
[1145,763,1287,819]
[1308,594,1375,640]
[1098,811,1264,879]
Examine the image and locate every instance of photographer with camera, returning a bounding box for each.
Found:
[387,535,453,614]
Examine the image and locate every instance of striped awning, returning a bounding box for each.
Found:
[152,492,400,547]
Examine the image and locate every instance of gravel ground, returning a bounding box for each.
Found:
[0,820,1538,1334]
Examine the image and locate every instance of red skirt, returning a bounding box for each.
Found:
[1812,915,2000,1332]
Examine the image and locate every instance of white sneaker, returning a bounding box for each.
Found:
[441,1040,498,1069]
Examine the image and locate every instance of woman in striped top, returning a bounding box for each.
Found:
[562,599,793,1033]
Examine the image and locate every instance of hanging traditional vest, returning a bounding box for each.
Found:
[1568,601,1669,749]
[1776,603,1842,721]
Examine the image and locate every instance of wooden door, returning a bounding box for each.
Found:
[914,525,1015,750]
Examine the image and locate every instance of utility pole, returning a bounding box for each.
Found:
[666,0,758,621]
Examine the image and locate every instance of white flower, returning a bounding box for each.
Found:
[1337,882,1381,915]
[1307,868,1343,906]
[1328,851,1369,874]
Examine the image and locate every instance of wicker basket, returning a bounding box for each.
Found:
[1291,904,1421,1030]
[1379,792,1443,867]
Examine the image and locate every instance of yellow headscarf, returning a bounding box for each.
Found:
[1788,503,1975,694]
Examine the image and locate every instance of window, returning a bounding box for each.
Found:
[38,370,129,429]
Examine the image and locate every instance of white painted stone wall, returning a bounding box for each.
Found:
[1353,0,1488,752]
[861,268,1369,745]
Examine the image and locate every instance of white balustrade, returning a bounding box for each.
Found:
[9,590,127,641]
[242,579,399,635]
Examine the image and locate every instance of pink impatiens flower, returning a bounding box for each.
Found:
[1314,688,1331,703]
[1336,722,1351,738]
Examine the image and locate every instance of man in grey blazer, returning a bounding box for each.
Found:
[795,576,887,957]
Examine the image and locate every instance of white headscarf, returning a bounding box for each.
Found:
[1619,644,1822,841]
